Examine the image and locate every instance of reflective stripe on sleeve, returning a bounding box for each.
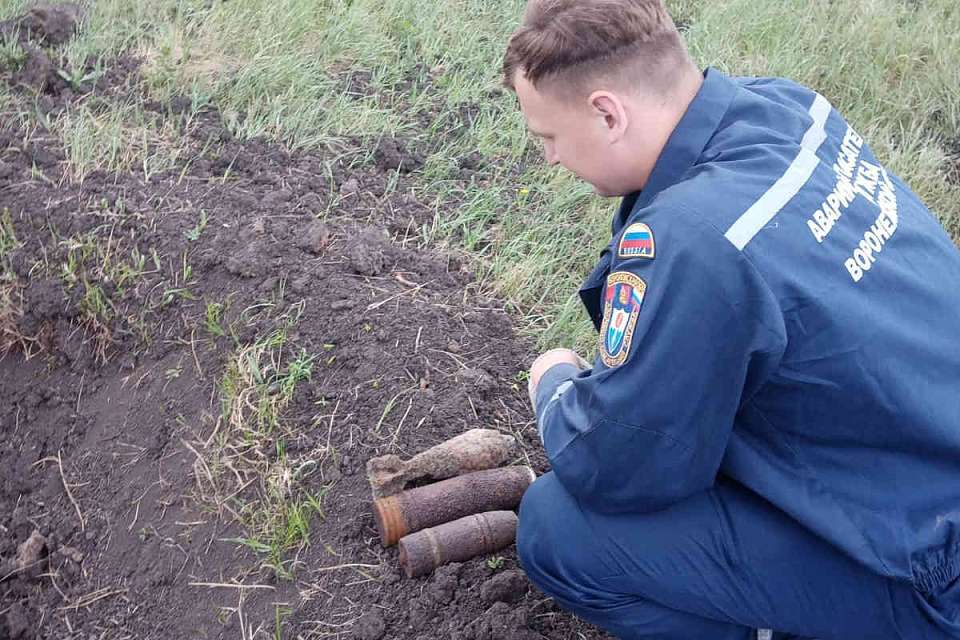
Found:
[539,380,574,442]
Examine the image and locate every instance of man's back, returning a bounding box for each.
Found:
[649,70,960,587]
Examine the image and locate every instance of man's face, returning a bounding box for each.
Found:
[514,72,623,196]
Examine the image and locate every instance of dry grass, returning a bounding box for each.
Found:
[53,98,187,183]
[0,207,36,357]
[185,307,334,580]
[0,281,37,358]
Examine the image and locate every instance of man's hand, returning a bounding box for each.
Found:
[528,348,590,409]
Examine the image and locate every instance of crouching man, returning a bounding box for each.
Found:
[505,1,960,638]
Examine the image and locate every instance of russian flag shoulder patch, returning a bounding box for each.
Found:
[618,222,655,260]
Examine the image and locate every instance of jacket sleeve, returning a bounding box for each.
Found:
[535,214,787,514]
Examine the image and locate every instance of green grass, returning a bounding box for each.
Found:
[52,97,187,182]
[0,207,26,355]
[203,299,227,338]
[0,22,26,71]
[194,307,334,579]
[0,208,18,262]
[2,0,957,351]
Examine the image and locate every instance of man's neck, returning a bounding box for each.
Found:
[627,66,705,193]
[658,66,705,150]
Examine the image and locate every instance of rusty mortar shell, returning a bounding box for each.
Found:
[373,465,534,547]
[367,429,518,498]
[398,510,518,578]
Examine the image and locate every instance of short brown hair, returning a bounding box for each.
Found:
[502,0,691,95]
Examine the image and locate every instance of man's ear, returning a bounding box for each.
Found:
[588,91,629,143]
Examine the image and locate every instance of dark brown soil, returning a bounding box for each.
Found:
[0,8,611,640]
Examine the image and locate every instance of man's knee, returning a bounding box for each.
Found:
[516,472,559,583]
[517,472,611,600]
[518,474,749,639]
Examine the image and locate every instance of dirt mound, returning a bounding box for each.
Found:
[374,137,424,174]
[0,3,83,95]
[0,30,611,640]
[0,3,84,47]
[1,3,137,106]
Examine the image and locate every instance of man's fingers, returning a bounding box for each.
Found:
[528,348,589,402]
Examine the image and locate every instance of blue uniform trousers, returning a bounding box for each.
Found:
[518,473,960,640]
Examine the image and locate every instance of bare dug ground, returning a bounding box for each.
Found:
[0,9,611,640]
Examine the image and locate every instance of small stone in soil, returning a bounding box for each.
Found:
[346,228,389,276]
[58,545,84,563]
[425,563,460,604]
[331,299,354,311]
[15,530,48,582]
[290,276,310,294]
[298,221,331,255]
[480,570,529,605]
[299,192,324,213]
[353,610,387,640]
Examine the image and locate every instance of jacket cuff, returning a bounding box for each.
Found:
[533,362,582,438]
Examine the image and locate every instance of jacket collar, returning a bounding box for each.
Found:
[582,69,739,327]
[612,67,739,235]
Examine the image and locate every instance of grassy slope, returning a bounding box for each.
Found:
[3,0,959,353]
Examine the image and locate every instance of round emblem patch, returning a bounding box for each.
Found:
[599,271,647,368]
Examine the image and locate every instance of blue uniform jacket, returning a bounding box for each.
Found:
[534,68,960,593]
